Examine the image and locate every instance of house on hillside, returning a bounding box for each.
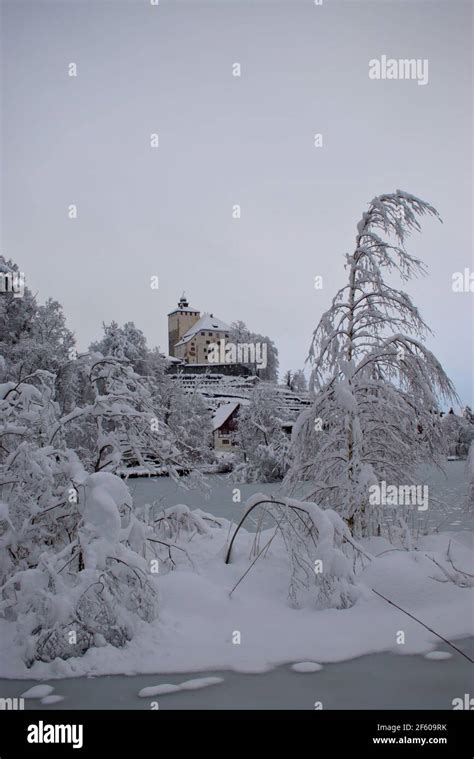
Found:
[212,402,240,451]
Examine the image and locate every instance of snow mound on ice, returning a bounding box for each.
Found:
[424,651,452,661]
[21,684,54,699]
[291,662,323,673]
[138,677,223,697]
[41,694,64,704]
[139,684,181,696]
[179,677,224,691]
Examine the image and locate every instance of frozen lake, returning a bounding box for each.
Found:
[127,459,472,533]
[1,639,472,710]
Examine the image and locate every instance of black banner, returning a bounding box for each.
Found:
[0,710,472,756]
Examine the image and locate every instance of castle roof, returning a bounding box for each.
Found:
[168,306,199,316]
[175,313,231,347]
[167,293,199,316]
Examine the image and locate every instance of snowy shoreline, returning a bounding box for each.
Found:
[1,517,472,682]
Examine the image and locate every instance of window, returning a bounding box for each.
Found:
[222,439,229,445]
[201,332,205,336]
[208,332,212,336]
[206,340,210,344]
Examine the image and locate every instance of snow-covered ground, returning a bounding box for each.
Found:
[1,487,472,681]
[2,527,470,680]
[0,461,471,684]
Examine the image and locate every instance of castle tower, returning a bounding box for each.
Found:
[167,294,200,357]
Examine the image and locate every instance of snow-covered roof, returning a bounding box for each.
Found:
[212,401,240,431]
[168,307,200,315]
[175,313,231,347]
[166,355,183,364]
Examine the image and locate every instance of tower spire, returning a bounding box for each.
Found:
[178,292,189,309]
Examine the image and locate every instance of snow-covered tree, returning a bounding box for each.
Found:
[88,321,215,468]
[226,494,360,610]
[91,322,170,387]
[286,191,457,536]
[463,406,474,424]
[89,321,214,464]
[0,258,37,375]
[0,371,160,665]
[234,385,289,482]
[29,298,75,372]
[0,373,83,620]
[52,353,190,476]
[0,258,75,381]
[229,320,279,381]
[0,269,213,667]
[160,380,214,464]
[0,257,77,416]
[290,369,307,393]
[441,409,474,458]
[284,369,307,392]
[467,441,474,509]
[0,357,212,664]
[90,321,151,376]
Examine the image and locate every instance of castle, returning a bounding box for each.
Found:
[168,294,231,364]
[167,295,310,450]
[167,294,253,376]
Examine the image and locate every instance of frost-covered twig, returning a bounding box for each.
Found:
[146,537,196,571]
[424,552,474,588]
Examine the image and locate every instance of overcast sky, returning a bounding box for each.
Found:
[1,0,472,405]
